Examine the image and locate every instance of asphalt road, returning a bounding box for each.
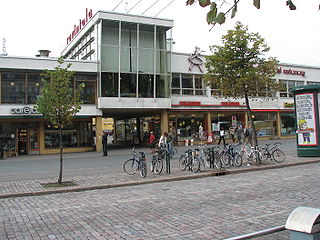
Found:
[1,155,318,240]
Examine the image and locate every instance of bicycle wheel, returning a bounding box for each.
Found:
[154,159,163,175]
[123,159,137,175]
[191,157,200,173]
[214,157,222,170]
[259,148,269,162]
[253,151,262,165]
[171,147,178,158]
[199,157,206,172]
[233,152,242,167]
[272,149,286,163]
[179,155,187,171]
[140,161,147,178]
[221,153,232,168]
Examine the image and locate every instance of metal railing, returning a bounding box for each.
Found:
[225,225,286,240]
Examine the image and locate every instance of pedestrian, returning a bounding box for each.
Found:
[244,125,253,145]
[149,131,156,153]
[158,132,168,148]
[229,125,236,142]
[102,132,108,156]
[236,126,243,143]
[218,128,226,146]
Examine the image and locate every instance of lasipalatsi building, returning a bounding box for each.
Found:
[0,10,319,155]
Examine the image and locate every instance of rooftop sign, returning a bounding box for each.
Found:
[67,8,93,45]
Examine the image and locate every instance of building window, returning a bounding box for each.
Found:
[27,73,41,104]
[279,80,304,98]
[120,73,136,97]
[74,74,97,104]
[171,73,180,95]
[138,74,154,98]
[280,112,295,136]
[101,72,118,97]
[1,72,26,103]
[171,73,205,96]
[307,81,319,85]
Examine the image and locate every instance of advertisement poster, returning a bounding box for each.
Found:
[296,93,317,146]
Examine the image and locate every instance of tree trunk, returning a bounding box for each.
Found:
[244,93,258,147]
[58,126,63,185]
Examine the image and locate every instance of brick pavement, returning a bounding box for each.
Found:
[0,141,320,199]
[1,162,320,239]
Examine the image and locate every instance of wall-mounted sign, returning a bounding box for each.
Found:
[284,102,295,107]
[10,106,39,116]
[188,46,204,72]
[179,101,201,106]
[277,67,306,77]
[67,8,93,45]
[295,93,317,146]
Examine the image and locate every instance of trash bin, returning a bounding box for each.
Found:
[285,206,320,240]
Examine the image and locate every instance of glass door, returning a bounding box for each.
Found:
[29,128,39,154]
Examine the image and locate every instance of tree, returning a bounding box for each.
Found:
[204,22,280,146]
[186,0,302,26]
[36,57,84,185]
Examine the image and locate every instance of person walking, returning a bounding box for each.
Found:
[102,132,108,156]
[149,131,156,153]
[218,128,226,146]
[244,125,253,145]
[236,126,243,143]
[158,132,168,148]
[229,125,236,143]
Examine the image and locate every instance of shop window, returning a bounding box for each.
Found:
[44,121,92,149]
[279,80,304,98]
[280,112,295,136]
[101,72,118,97]
[307,81,319,85]
[177,115,204,141]
[251,112,276,137]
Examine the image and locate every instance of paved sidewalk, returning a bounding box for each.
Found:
[1,140,320,199]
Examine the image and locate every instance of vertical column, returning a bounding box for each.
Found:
[160,110,169,134]
[95,116,103,152]
[39,120,45,154]
[276,111,281,138]
[244,112,248,128]
[206,112,212,135]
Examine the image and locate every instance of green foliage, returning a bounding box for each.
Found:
[204,22,280,99]
[187,0,299,25]
[36,57,84,127]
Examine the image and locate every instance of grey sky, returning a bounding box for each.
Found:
[1,0,319,66]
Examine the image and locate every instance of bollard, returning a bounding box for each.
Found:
[285,206,320,240]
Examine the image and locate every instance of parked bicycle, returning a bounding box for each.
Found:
[179,149,200,173]
[123,147,147,178]
[150,148,164,175]
[206,146,222,170]
[259,142,286,163]
[236,144,262,166]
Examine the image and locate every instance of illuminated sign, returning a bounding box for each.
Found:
[10,106,39,115]
[67,8,93,45]
[277,67,306,77]
[284,102,295,107]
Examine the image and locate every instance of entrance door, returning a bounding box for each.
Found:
[18,128,28,155]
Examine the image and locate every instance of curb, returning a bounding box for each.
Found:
[1,159,320,199]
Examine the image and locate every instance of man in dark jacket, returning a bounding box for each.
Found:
[102,132,108,156]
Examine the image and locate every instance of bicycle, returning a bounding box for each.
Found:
[123,148,147,178]
[194,145,209,172]
[179,149,200,173]
[207,146,222,170]
[150,148,164,175]
[260,142,286,163]
[226,143,242,167]
[236,144,262,166]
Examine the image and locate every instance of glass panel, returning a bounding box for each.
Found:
[172,74,180,88]
[29,128,39,150]
[120,73,136,97]
[156,50,169,74]
[139,29,154,49]
[139,74,154,98]
[1,72,26,103]
[139,48,154,73]
[101,45,119,72]
[171,88,180,95]
[101,72,118,97]
[156,27,167,50]
[280,113,295,136]
[76,80,96,104]
[156,75,170,98]
[102,21,119,46]
[120,47,137,72]
[181,74,193,88]
[27,72,41,104]
[295,81,304,86]
[121,26,137,47]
